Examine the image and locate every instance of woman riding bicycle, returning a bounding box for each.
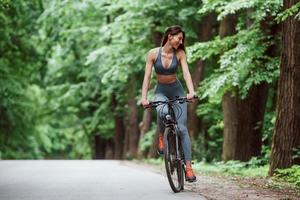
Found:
[140,25,197,182]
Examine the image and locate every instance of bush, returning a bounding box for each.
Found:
[273,165,300,188]
[139,122,156,153]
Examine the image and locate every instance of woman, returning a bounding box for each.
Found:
[140,25,197,182]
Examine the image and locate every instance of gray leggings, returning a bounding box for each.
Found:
[154,80,192,161]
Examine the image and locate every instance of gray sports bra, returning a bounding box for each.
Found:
[154,47,178,75]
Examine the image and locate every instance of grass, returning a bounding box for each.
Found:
[141,157,164,166]
[140,157,300,195]
[193,160,269,177]
[140,157,270,177]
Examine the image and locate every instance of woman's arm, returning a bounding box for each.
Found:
[179,50,196,97]
[141,50,154,105]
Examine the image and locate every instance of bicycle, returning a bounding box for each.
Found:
[144,96,198,193]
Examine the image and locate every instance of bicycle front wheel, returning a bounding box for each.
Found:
[164,127,184,193]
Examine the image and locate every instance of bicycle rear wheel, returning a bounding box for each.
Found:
[164,127,184,193]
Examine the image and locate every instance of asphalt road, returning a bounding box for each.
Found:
[0,160,206,200]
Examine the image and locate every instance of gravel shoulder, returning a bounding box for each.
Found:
[128,160,300,200]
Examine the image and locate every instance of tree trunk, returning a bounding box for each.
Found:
[221,13,274,161]
[138,109,152,157]
[94,135,106,159]
[112,94,125,159]
[104,138,114,159]
[269,0,300,175]
[147,27,163,158]
[188,59,204,139]
[127,77,140,158]
[222,84,269,161]
[219,15,238,161]
[148,127,159,158]
[188,14,214,140]
[219,14,237,38]
[222,92,239,160]
[152,29,163,47]
[123,115,130,158]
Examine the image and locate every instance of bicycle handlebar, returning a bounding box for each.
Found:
[143,96,198,109]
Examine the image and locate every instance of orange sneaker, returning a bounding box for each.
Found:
[186,167,196,182]
[157,134,164,154]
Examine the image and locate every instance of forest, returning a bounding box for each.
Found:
[0,0,300,181]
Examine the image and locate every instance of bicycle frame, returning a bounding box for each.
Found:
[163,103,185,192]
[164,103,183,165]
[143,96,197,193]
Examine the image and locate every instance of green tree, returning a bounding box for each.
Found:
[0,0,45,158]
[269,0,300,175]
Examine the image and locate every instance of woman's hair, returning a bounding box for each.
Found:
[161,25,185,51]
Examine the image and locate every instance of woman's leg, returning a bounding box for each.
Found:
[174,102,192,161]
[154,93,168,153]
[174,102,196,181]
[154,93,169,134]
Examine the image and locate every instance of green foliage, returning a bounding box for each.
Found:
[0,0,286,162]
[0,0,45,158]
[192,27,279,101]
[190,0,282,101]
[187,0,282,165]
[192,101,223,162]
[198,0,229,17]
[187,34,237,63]
[276,1,300,22]
[198,0,282,22]
[292,147,300,160]
[274,166,300,188]
[1,0,206,159]
[85,0,201,89]
[34,0,114,158]
[260,110,276,160]
[194,158,269,177]
[139,122,156,153]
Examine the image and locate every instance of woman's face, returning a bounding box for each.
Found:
[169,32,183,49]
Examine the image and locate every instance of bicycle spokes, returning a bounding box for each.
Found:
[164,128,184,193]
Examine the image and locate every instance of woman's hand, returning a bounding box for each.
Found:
[141,99,150,107]
[187,93,197,102]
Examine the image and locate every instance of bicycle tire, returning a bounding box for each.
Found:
[178,133,186,190]
[164,127,184,193]
[178,136,185,190]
